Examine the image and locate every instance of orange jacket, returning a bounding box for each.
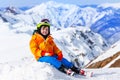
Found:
[29,33,62,60]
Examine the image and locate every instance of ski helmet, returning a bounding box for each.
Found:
[37,22,50,29]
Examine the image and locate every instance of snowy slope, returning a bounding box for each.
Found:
[86,40,120,68]
[0,22,31,63]
[0,1,120,80]
[0,23,119,80]
[90,40,120,63]
[0,59,120,80]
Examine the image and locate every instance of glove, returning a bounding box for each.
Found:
[41,51,53,56]
[57,52,63,61]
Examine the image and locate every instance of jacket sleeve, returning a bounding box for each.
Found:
[52,40,62,55]
[52,40,63,60]
[29,35,42,60]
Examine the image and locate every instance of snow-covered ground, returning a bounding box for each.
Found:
[0,22,120,80]
[0,2,120,79]
[0,59,120,80]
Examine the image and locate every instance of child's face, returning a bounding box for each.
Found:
[40,26,49,36]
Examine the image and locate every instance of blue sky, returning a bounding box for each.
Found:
[0,0,120,7]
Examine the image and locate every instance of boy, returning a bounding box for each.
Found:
[29,19,85,76]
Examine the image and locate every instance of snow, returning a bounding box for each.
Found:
[0,1,120,80]
[0,59,120,80]
[0,23,31,63]
[98,3,120,9]
[90,40,120,64]
[0,23,120,80]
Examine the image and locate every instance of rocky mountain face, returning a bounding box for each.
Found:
[86,40,120,68]
[87,51,120,68]
[52,28,109,67]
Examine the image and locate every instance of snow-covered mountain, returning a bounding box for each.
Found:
[86,40,120,68]
[52,27,109,67]
[0,1,120,80]
[0,1,120,44]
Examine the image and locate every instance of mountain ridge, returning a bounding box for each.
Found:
[0,1,120,44]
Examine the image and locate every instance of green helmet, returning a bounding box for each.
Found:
[37,22,50,29]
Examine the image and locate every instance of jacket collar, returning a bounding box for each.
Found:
[35,32,53,41]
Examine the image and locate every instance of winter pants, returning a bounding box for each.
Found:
[38,56,73,69]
